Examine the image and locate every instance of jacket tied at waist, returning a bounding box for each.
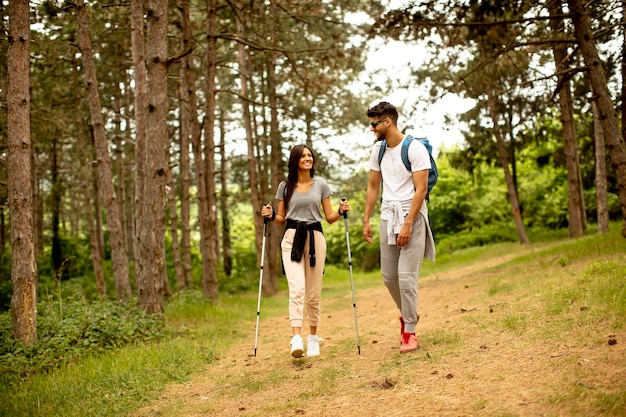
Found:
[285,219,323,267]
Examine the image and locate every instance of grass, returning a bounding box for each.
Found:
[1,223,625,416]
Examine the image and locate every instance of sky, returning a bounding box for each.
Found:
[335,37,475,172]
[225,1,476,170]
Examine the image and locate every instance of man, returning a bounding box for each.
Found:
[362,101,436,353]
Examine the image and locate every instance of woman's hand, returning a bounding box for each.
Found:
[261,204,274,220]
[338,199,350,215]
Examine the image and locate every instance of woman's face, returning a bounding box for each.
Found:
[298,147,314,171]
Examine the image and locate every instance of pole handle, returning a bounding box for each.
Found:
[341,198,347,219]
[263,203,270,224]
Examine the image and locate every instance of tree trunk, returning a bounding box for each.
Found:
[1,206,5,252]
[478,37,529,244]
[167,170,184,291]
[487,93,529,244]
[120,75,136,264]
[547,0,586,238]
[51,137,62,276]
[264,0,281,296]
[592,98,609,234]
[235,7,264,272]
[218,112,232,277]
[32,144,43,256]
[181,4,212,298]
[130,0,148,285]
[8,0,37,345]
[623,0,626,145]
[0,76,4,254]
[200,0,219,300]
[90,131,105,261]
[178,0,193,288]
[73,59,105,296]
[191,117,213,298]
[568,0,626,237]
[112,91,129,253]
[76,0,132,299]
[137,0,169,314]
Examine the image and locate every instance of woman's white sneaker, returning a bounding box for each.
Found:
[307,335,320,357]
[290,335,304,358]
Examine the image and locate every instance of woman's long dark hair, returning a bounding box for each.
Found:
[283,144,315,211]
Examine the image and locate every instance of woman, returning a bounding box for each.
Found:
[262,144,350,358]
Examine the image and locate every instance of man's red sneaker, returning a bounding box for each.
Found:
[400,332,419,353]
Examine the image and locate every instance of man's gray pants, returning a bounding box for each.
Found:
[379,216,426,334]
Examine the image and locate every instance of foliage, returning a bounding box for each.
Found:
[0,298,165,387]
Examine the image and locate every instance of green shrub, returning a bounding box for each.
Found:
[0,298,165,387]
[436,223,518,254]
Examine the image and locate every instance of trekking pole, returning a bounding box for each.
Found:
[254,210,269,357]
[341,198,361,355]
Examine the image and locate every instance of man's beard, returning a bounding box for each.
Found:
[376,131,386,142]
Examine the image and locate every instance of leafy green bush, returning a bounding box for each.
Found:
[0,298,165,387]
[435,223,518,254]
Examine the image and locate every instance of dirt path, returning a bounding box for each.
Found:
[133,255,625,417]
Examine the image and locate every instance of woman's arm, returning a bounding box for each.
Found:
[261,199,286,225]
[322,197,350,224]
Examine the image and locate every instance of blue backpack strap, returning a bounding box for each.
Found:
[377,139,388,166]
[380,136,415,171]
[418,138,437,193]
[400,136,416,172]
[403,135,437,201]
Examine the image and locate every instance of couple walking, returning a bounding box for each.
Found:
[261,101,436,358]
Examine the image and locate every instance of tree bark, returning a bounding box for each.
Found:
[73,59,105,296]
[592,97,609,234]
[121,74,137,264]
[130,0,148,290]
[235,6,265,274]
[112,90,129,254]
[167,170,184,291]
[181,3,212,298]
[477,36,529,244]
[90,131,105,261]
[76,0,132,299]
[137,0,169,313]
[201,0,219,300]
[623,0,626,146]
[487,92,529,244]
[568,0,626,237]
[547,0,586,238]
[32,143,43,256]
[264,0,282,296]
[218,112,232,277]
[8,0,37,345]
[51,137,62,276]
[178,0,193,288]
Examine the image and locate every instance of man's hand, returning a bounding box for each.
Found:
[397,221,413,248]
[363,222,374,244]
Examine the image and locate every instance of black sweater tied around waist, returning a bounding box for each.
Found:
[285,219,323,267]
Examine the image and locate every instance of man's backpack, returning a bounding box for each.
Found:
[377,135,439,199]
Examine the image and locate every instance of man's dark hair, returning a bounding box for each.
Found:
[366,101,398,125]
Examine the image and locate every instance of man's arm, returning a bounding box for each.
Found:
[362,170,382,243]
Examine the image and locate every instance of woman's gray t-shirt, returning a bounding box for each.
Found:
[275,178,332,223]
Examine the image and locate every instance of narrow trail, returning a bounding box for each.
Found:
[133,254,626,417]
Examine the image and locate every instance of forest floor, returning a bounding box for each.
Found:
[131,252,626,417]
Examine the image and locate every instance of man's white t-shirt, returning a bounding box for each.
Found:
[369,136,431,220]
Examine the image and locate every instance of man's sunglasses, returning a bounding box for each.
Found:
[370,118,388,128]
